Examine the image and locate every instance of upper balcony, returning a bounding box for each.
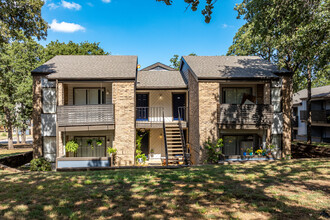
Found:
[300,110,330,125]
[57,104,115,127]
[136,106,187,128]
[217,104,273,128]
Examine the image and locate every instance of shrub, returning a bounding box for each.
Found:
[204,138,223,163]
[107,147,117,155]
[65,140,79,153]
[30,158,51,171]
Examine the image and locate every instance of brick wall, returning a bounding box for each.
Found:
[32,76,42,158]
[112,82,136,165]
[188,70,200,165]
[198,82,220,163]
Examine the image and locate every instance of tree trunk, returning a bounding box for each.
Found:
[307,65,312,144]
[16,127,20,144]
[21,127,26,144]
[5,109,14,149]
[7,124,14,150]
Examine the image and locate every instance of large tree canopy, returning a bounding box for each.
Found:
[227,0,329,92]
[0,0,48,44]
[44,40,110,62]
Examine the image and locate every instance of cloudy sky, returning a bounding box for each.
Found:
[42,0,245,68]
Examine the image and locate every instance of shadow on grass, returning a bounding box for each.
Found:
[0,158,329,219]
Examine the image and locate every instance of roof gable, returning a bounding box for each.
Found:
[140,62,176,71]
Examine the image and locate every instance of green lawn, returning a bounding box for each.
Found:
[0,159,329,219]
[0,148,33,159]
[293,140,330,148]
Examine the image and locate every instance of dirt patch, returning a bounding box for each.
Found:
[292,143,330,158]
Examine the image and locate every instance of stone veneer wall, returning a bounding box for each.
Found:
[198,82,220,163]
[32,76,42,158]
[188,70,200,165]
[281,76,292,157]
[112,82,135,166]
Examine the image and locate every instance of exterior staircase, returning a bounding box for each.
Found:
[165,124,185,163]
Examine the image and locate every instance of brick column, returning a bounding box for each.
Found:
[198,82,220,163]
[32,76,42,158]
[188,72,200,165]
[281,76,292,158]
[112,82,135,166]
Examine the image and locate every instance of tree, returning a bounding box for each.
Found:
[44,40,110,62]
[157,0,217,23]
[0,36,44,148]
[170,53,196,70]
[0,0,47,44]
[228,0,329,144]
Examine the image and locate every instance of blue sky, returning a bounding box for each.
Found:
[42,0,245,68]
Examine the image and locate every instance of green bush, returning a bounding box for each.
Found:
[30,158,52,171]
[204,138,223,164]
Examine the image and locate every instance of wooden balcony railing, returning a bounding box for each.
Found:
[57,104,114,127]
[217,104,273,126]
[300,110,330,123]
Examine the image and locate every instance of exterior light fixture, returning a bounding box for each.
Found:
[159,133,163,138]
[137,64,141,69]
[159,94,163,100]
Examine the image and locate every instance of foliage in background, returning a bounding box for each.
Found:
[0,34,44,148]
[65,140,79,153]
[227,0,329,93]
[203,138,223,163]
[0,0,47,44]
[30,158,51,171]
[170,53,196,70]
[44,40,110,62]
[157,0,218,23]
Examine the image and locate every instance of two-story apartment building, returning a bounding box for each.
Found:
[293,85,330,143]
[31,55,292,169]
[180,56,292,164]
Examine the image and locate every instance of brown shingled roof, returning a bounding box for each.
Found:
[32,55,138,80]
[182,56,289,79]
[293,85,330,105]
[137,70,187,89]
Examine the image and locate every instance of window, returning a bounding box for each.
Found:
[74,88,105,105]
[223,88,253,104]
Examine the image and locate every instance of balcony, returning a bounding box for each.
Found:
[57,104,115,127]
[300,110,330,124]
[217,104,273,128]
[136,107,187,128]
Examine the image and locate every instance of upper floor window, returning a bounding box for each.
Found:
[74,88,105,105]
[222,87,254,104]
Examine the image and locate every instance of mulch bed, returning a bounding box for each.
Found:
[292,143,330,158]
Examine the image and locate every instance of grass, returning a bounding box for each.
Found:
[0,159,329,219]
[0,148,33,159]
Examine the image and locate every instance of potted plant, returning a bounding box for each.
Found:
[262,149,267,156]
[65,140,79,154]
[107,147,117,157]
[87,139,93,146]
[266,144,276,155]
[96,139,103,147]
[246,147,253,156]
[255,149,263,156]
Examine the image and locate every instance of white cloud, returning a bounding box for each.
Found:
[50,19,85,33]
[61,0,81,10]
[87,2,94,7]
[48,3,59,9]
[102,0,111,3]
